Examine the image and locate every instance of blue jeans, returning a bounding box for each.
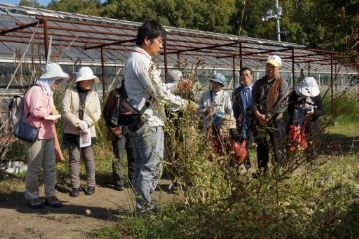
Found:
[128,123,164,209]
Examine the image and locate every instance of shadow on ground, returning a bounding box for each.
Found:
[0,191,131,221]
[320,133,359,156]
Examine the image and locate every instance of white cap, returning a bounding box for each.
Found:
[295,76,320,97]
[75,67,99,83]
[266,55,282,68]
[39,63,69,80]
[167,70,183,83]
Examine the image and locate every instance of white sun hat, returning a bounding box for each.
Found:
[295,76,320,97]
[167,69,183,83]
[39,63,69,80]
[75,67,99,83]
[266,55,282,68]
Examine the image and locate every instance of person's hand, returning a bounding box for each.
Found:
[205,106,213,115]
[187,100,199,112]
[111,127,122,137]
[256,113,267,126]
[79,121,88,131]
[51,109,59,115]
[55,149,65,162]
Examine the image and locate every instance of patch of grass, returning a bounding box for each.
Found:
[327,122,359,137]
[88,226,126,239]
[3,139,27,161]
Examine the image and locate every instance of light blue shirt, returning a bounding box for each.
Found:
[240,84,253,110]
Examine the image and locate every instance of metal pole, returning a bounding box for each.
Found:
[330,53,334,126]
[291,47,295,88]
[43,19,49,60]
[100,46,106,100]
[275,0,281,42]
[239,42,243,69]
[0,20,40,35]
[163,38,168,82]
[232,55,236,90]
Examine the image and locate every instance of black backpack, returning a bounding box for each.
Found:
[106,84,149,127]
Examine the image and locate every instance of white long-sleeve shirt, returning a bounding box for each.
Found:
[124,47,188,127]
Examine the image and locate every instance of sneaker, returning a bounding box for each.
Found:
[114,184,124,191]
[135,202,155,215]
[27,198,44,209]
[45,196,62,208]
[69,188,80,197]
[85,186,95,195]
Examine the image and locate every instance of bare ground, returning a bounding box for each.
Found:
[0,179,179,239]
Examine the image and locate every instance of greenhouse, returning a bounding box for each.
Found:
[0,3,357,98]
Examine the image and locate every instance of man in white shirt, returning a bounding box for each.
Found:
[124,20,195,213]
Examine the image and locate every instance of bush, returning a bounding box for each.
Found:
[126,155,359,239]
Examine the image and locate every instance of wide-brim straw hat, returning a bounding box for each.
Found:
[75,66,99,83]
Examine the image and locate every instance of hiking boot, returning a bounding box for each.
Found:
[45,196,62,208]
[27,198,44,209]
[85,186,95,195]
[69,188,80,197]
[114,183,124,191]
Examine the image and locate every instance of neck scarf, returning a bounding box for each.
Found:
[36,78,56,96]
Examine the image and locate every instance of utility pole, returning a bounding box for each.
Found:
[262,0,282,42]
[275,0,281,42]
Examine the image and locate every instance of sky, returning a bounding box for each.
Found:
[1,0,52,6]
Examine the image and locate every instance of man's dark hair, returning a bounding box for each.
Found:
[240,67,253,75]
[136,20,166,46]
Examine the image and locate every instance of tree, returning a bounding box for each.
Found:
[47,0,102,16]
[19,0,41,8]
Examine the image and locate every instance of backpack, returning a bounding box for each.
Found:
[105,84,149,128]
[8,95,24,130]
[8,84,39,131]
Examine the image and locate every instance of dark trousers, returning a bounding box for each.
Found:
[256,118,287,170]
[111,133,134,186]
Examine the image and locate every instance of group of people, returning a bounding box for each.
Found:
[22,63,101,208]
[21,20,323,213]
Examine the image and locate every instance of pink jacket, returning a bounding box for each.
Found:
[23,85,56,139]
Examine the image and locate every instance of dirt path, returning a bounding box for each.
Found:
[0,180,178,239]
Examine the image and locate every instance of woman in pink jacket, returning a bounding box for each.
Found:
[24,63,69,209]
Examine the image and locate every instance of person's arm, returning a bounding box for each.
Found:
[232,88,241,119]
[198,92,211,118]
[266,79,289,120]
[287,91,297,123]
[251,81,267,125]
[62,89,82,128]
[83,91,102,127]
[224,93,236,129]
[312,95,324,119]
[103,89,117,124]
[135,61,188,110]
[26,86,50,118]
